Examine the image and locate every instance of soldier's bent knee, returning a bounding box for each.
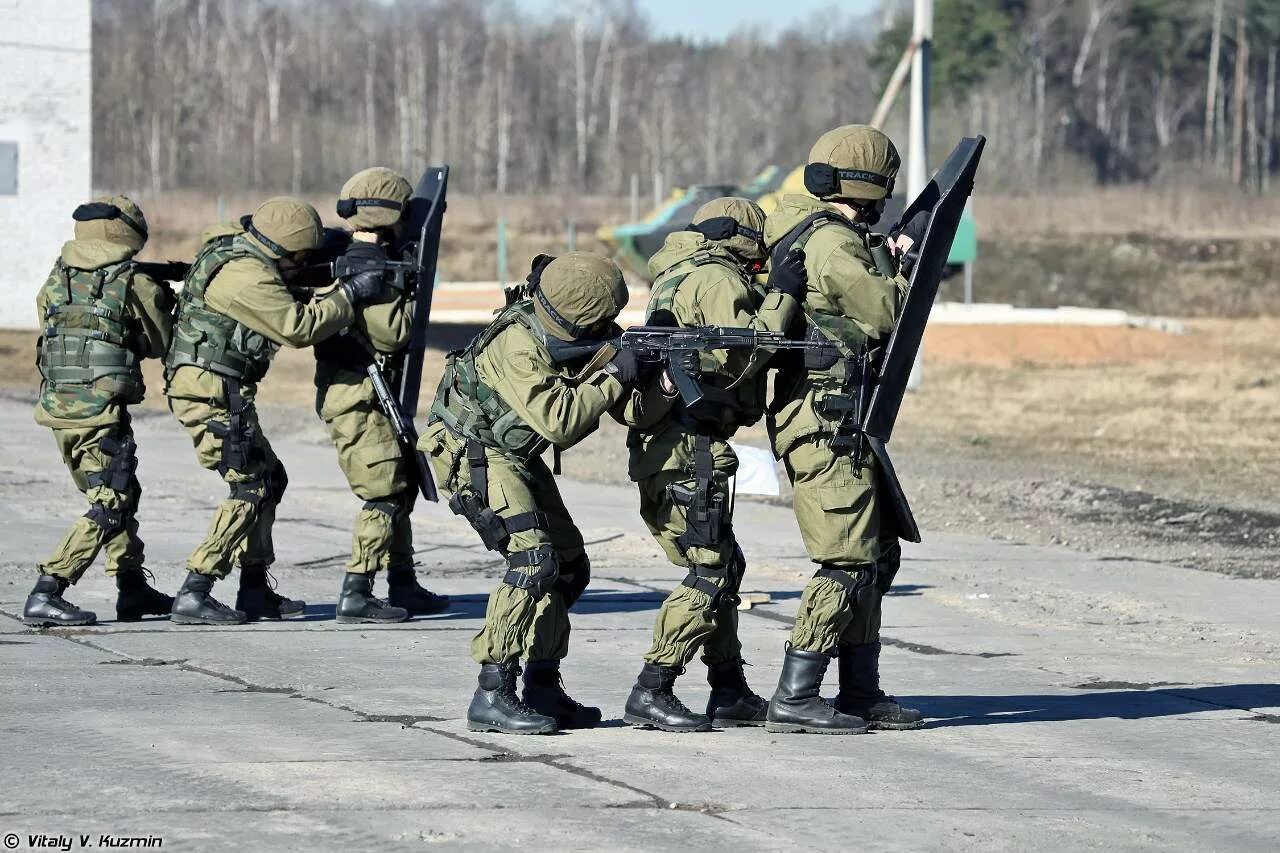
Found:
[84,503,126,537]
[229,478,269,506]
[553,553,591,607]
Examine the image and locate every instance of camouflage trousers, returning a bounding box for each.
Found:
[37,411,144,582]
[636,459,744,669]
[170,378,284,579]
[422,422,585,665]
[317,377,412,576]
[782,435,899,653]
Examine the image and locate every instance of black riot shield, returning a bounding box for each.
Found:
[380,165,449,502]
[862,135,986,544]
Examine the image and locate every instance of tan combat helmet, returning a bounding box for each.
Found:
[689,197,767,262]
[533,252,629,342]
[337,167,412,231]
[243,196,324,259]
[71,195,148,253]
[804,124,901,202]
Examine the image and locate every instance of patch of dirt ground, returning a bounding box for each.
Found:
[2,317,1276,578]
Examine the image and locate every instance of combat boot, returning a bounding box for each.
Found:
[336,573,408,624]
[171,571,246,626]
[467,663,558,735]
[766,646,867,734]
[835,641,924,730]
[115,567,174,622]
[623,663,712,732]
[705,658,767,727]
[385,566,450,616]
[23,574,96,627]
[522,659,602,729]
[235,565,305,620]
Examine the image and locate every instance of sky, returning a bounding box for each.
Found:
[517,0,881,41]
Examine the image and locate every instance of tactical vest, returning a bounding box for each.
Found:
[165,235,279,383]
[429,299,568,460]
[647,253,765,432]
[37,259,144,417]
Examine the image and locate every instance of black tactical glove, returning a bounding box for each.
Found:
[767,248,807,300]
[338,241,389,306]
[604,348,641,386]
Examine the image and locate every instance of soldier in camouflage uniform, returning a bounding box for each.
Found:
[420,253,640,734]
[617,198,808,732]
[23,197,177,626]
[318,167,449,623]
[762,124,924,734]
[165,197,382,625]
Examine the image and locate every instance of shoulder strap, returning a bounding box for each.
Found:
[647,253,729,322]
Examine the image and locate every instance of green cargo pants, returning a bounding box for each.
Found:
[422,421,584,665]
[37,411,144,582]
[634,433,744,669]
[170,375,282,579]
[782,435,899,654]
[317,377,413,576]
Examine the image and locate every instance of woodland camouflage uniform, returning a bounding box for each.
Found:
[24,196,177,627]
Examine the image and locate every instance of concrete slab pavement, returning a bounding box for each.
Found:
[1,397,1277,851]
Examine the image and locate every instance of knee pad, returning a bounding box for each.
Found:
[502,545,560,600]
[269,461,288,502]
[84,503,126,537]
[229,478,268,506]
[553,553,591,608]
[363,491,408,521]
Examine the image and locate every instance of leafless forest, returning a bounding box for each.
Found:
[92,0,1280,197]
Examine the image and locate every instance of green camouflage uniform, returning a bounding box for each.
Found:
[34,202,175,583]
[764,192,908,654]
[166,201,354,579]
[421,254,628,665]
[624,225,798,669]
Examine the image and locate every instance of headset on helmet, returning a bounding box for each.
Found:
[73,202,148,238]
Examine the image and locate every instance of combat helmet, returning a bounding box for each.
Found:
[804,124,901,203]
[242,197,324,260]
[337,167,412,231]
[72,195,148,253]
[689,197,767,262]
[532,252,628,342]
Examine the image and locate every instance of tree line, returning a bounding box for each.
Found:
[93,0,1279,198]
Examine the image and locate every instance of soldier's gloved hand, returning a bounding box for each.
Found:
[767,249,807,299]
[604,348,641,386]
[339,271,388,306]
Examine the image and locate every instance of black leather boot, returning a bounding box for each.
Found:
[766,646,867,734]
[705,658,767,727]
[467,663,558,734]
[115,568,173,622]
[171,571,246,626]
[336,573,407,624]
[623,664,712,732]
[385,566,450,616]
[235,565,305,620]
[23,574,96,627]
[835,641,924,730]
[522,659,602,729]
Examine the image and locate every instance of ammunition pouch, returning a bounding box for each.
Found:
[84,502,126,537]
[503,545,560,601]
[554,553,591,608]
[85,432,138,493]
[447,439,549,554]
[803,326,840,371]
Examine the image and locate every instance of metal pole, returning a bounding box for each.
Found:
[906,0,932,391]
[496,217,507,287]
[216,194,226,223]
[653,171,664,210]
[963,261,974,305]
[630,173,639,220]
[567,217,577,252]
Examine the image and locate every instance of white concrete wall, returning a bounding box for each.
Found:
[0,0,92,329]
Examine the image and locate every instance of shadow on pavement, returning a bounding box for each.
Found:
[916,684,1280,727]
